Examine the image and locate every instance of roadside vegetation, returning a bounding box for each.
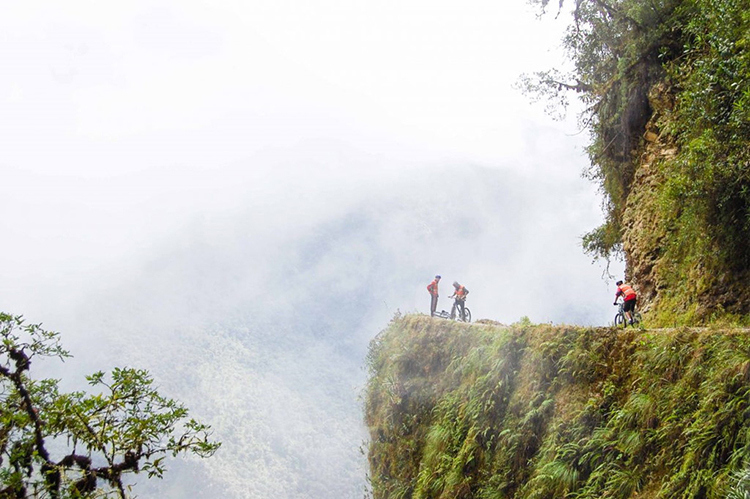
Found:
[365,315,750,499]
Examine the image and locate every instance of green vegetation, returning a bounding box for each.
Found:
[0,313,220,498]
[366,3,750,493]
[365,315,750,499]
[520,0,750,323]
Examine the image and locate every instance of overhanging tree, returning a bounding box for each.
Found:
[519,0,686,260]
[0,312,220,498]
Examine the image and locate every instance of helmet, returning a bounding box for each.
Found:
[453,281,459,287]
[435,275,441,279]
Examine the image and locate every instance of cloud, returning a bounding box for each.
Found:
[12,155,620,498]
[0,2,624,497]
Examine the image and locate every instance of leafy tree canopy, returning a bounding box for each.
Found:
[0,312,220,498]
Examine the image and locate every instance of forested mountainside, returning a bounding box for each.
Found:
[521,0,750,324]
[365,316,750,499]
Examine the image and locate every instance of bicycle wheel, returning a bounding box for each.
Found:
[614,313,626,328]
[632,312,643,326]
[463,308,472,323]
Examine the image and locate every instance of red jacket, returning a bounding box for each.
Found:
[616,284,637,301]
[427,279,439,296]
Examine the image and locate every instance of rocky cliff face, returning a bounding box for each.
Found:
[620,80,750,325]
[550,0,750,325]
[620,82,675,315]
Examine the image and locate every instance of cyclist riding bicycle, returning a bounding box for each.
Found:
[449,281,469,320]
[614,280,637,325]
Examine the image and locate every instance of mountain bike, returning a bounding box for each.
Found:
[458,306,472,323]
[451,300,471,323]
[614,299,642,328]
[434,305,471,323]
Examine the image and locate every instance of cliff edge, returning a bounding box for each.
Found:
[365,315,750,499]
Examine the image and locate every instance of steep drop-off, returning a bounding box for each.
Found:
[365,315,750,499]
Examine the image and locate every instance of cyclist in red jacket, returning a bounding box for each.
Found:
[614,280,638,325]
[449,281,469,320]
[427,275,441,317]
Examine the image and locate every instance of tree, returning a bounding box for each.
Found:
[0,312,220,498]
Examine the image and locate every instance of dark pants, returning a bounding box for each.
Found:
[623,298,636,313]
[430,294,439,316]
[451,299,465,319]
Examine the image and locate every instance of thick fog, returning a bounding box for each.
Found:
[2,1,623,498]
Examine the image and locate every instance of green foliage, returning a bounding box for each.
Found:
[649,0,750,321]
[521,0,683,235]
[728,465,750,499]
[522,0,750,322]
[365,315,750,499]
[0,312,220,498]
[581,221,623,264]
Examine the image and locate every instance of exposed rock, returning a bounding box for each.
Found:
[620,82,675,312]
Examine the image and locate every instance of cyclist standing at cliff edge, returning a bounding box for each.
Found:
[614,280,638,325]
[449,281,469,320]
[427,275,441,316]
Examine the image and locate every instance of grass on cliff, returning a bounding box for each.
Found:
[365,315,750,499]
